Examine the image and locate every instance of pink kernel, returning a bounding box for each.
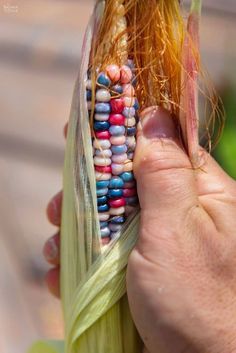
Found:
[123,181,136,189]
[123,188,136,197]
[95,166,112,173]
[110,135,126,145]
[108,198,126,208]
[111,163,124,175]
[120,65,132,84]
[101,237,111,245]
[95,131,111,139]
[106,65,120,82]
[109,114,125,125]
[110,98,125,114]
[111,153,127,163]
[123,84,135,97]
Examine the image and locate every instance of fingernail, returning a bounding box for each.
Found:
[63,122,68,139]
[47,193,62,226]
[43,235,59,263]
[140,106,178,140]
[45,267,60,298]
[52,198,60,224]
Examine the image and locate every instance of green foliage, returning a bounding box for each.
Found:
[213,85,236,179]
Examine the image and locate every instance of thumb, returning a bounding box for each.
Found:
[134,106,198,215]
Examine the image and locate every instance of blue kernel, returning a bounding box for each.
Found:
[126,59,135,70]
[127,127,136,136]
[97,196,108,205]
[94,121,110,131]
[95,103,111,114]
[98,204,109,212]
[120,172,134,182]
[111,144,127,155]
[86,89,92,101]
[111,84,123,95]
[100,221,108,228]
[122,107,135,118]
[100,227,111,238]
[108,189,123,198]
[125,196,139,206]
[110,216,125,224]
[97,73,111,87]
[96,180,110,189]
[133,98,139,111]
[109,177,124,189]
[96,188,108,197]
[109,125,125,136]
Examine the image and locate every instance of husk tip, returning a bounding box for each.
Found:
[190,0,202,15]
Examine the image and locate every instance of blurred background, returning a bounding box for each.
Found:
[0,0,235,352]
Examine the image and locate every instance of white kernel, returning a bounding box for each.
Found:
[124,96,135,107]
[95,149,112,158]
[95,172,112,181]
[94,156,111,166]
[93,139,111,149]
[111,153,127,163]
[96,89,111,103]
[99,213,110,221]
[94,113,110,121]
[126,136,136,150]
[86,79,92,90]
[109,207,125,216]
[125,117,136,127]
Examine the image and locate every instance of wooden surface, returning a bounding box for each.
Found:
[0,1,235,353]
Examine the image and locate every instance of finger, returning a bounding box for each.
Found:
[196,148,236,197]
[64,122,68,139]
[46,191,62,226]
[43,232,60,265]
[45,267,60,298]
[134,106,198,217]
[194,149,236,233]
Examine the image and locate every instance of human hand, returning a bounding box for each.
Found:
[127,107,236,353]
[44,107,236,353]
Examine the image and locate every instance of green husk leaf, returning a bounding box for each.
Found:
[179,0,202,167]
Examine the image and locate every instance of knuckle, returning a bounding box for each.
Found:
[134,139,191,177]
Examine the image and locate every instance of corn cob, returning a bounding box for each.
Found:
[86,1,140,246]
[87,62,139,245]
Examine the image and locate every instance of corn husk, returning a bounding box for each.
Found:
[29,2,141,352]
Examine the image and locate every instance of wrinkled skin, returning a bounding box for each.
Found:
[44,107,236,353]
